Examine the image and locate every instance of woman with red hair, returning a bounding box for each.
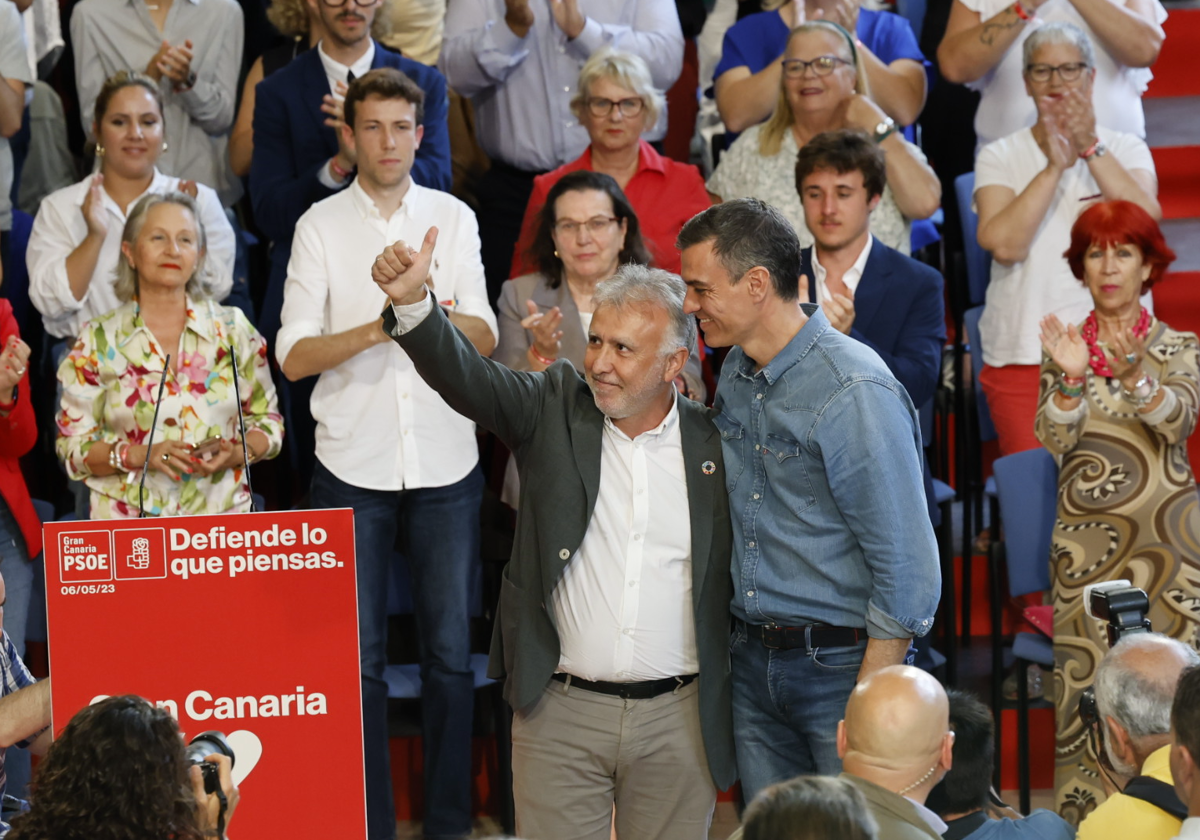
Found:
[1036,199,1198,815]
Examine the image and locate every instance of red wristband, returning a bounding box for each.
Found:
[1079,139,1101,159]
[1013,0,1034,20]
[529,346,556,366]
[329,158,351,180]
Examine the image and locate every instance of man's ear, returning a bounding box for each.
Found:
[662,345,688,384]
[1106,715,1137,767]
[341,121,356,153]
[743,266,773,302]
[867,192,882,213]
[837,719,848,760]
[414,123,424,151]
[940,730,956,771]
[1173,743,1196,800]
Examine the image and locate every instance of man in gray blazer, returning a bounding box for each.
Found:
[373,229,737,840]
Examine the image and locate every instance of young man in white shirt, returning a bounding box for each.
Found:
[276,68,495,840]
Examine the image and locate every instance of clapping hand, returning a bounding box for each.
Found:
[81,173,108,239]
[1055,88,1098,157]
[549,0,585,39]
[1108,327,1148,388]
[521,300,563,364]
[1039,314,1089,377]
[158,40,195,88]
[372,227,440,306]
[505,0,535,37]
[812,0,859,38]
[0,335,30,401]
[1039,107,1075,173]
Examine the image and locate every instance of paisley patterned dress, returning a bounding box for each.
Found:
[1035,318,1200,823]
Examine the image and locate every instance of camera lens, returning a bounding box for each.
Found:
[185,730,235,794]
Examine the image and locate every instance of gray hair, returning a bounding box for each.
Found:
[114,191,209,303]
[1095,633,1200,741]
[1023,21,1096,72]
[591,264,696,358]
[570,48,665,129]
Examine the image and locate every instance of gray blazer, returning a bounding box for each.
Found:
[386,304,738,791]
[496,272,707,400]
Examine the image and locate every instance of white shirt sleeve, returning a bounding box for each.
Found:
[27,190,87,322]
[276,216,330,366]
[194,184,235,302]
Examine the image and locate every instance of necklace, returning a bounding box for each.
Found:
[896,764,938,796]
[1081,307,1151,378]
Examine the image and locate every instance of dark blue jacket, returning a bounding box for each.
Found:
[801,239,944,410]
[250,42,452,342]
[802,239,946,522]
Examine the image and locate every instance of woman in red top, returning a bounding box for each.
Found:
[0,261,41,657]
[510,47,712,278]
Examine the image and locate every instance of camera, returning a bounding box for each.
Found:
[1078,581,1151,768]
[184,731,235,795]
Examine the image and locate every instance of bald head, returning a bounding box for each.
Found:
[842,666,949,771]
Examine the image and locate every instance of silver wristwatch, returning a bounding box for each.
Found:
[1121,373,1159,408]
[873,116,898,144]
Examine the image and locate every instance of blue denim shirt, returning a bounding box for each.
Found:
[715,304,940,639]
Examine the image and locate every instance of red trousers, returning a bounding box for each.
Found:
[979,363,1043,457]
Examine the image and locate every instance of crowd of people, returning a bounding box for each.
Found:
[0,0,1196,837]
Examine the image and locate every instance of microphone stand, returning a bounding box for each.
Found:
[229,345,257,512]
[138,355,171,519]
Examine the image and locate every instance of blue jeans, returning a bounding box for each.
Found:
[310,460,482,840]
[730,623,866,803]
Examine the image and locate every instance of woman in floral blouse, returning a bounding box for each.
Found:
[56,192,283,518]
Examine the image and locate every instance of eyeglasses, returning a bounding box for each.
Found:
[1025,62,1089,82]
[586,97,645,118]
[319,0,379,8]
[781,56,851,78]
[554,216,618,237]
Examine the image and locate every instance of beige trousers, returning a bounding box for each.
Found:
[512,678,717,840]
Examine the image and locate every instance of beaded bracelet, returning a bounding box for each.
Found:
[1058,373,1084,399]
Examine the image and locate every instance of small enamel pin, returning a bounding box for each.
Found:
[702,461,716,475]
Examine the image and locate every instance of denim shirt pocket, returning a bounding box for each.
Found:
[713,413,746,492]
[763,433,816,514]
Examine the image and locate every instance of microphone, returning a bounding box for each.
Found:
[138,355,171,519]
[228,344,257,512]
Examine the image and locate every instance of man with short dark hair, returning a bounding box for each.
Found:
[927,690,1074,840]
[250,0,450,345]
[276,68,492,840]
[678,199,940,802]
[1170,665,1200,839]
[795,128,945,522]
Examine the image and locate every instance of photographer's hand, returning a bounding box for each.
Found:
[191,754,239,838]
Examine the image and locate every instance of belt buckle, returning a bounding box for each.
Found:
[761,624,783,650]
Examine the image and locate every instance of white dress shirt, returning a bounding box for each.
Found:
[812,233,873,305]
[27,169,236,340]
[278,179,497,491]
[553,401,699,682]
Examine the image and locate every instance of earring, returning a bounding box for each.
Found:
[162,141,169,152]
[554,250,559,258]
[96,143,105,157]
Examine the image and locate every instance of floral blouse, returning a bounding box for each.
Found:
[56,297,284,519]
[706,123,919,255]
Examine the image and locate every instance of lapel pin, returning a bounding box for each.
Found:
[702,461,716,475]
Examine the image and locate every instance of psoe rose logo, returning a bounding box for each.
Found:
[113,528,168,580]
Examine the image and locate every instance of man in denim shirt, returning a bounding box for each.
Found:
[678,198,940,802]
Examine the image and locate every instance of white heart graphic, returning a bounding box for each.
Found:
[225,730,263,785]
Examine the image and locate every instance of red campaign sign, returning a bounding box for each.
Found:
[43,508,365,840]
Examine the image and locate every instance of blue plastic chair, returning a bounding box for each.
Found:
[955,172,993,307]
[990,448,1058,813]
[920,398,957,683]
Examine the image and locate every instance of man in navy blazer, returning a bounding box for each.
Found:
[796,129,945,520]
[250,1,451,347]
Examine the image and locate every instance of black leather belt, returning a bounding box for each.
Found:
[740,619,865,650]
[552,672,697,699]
